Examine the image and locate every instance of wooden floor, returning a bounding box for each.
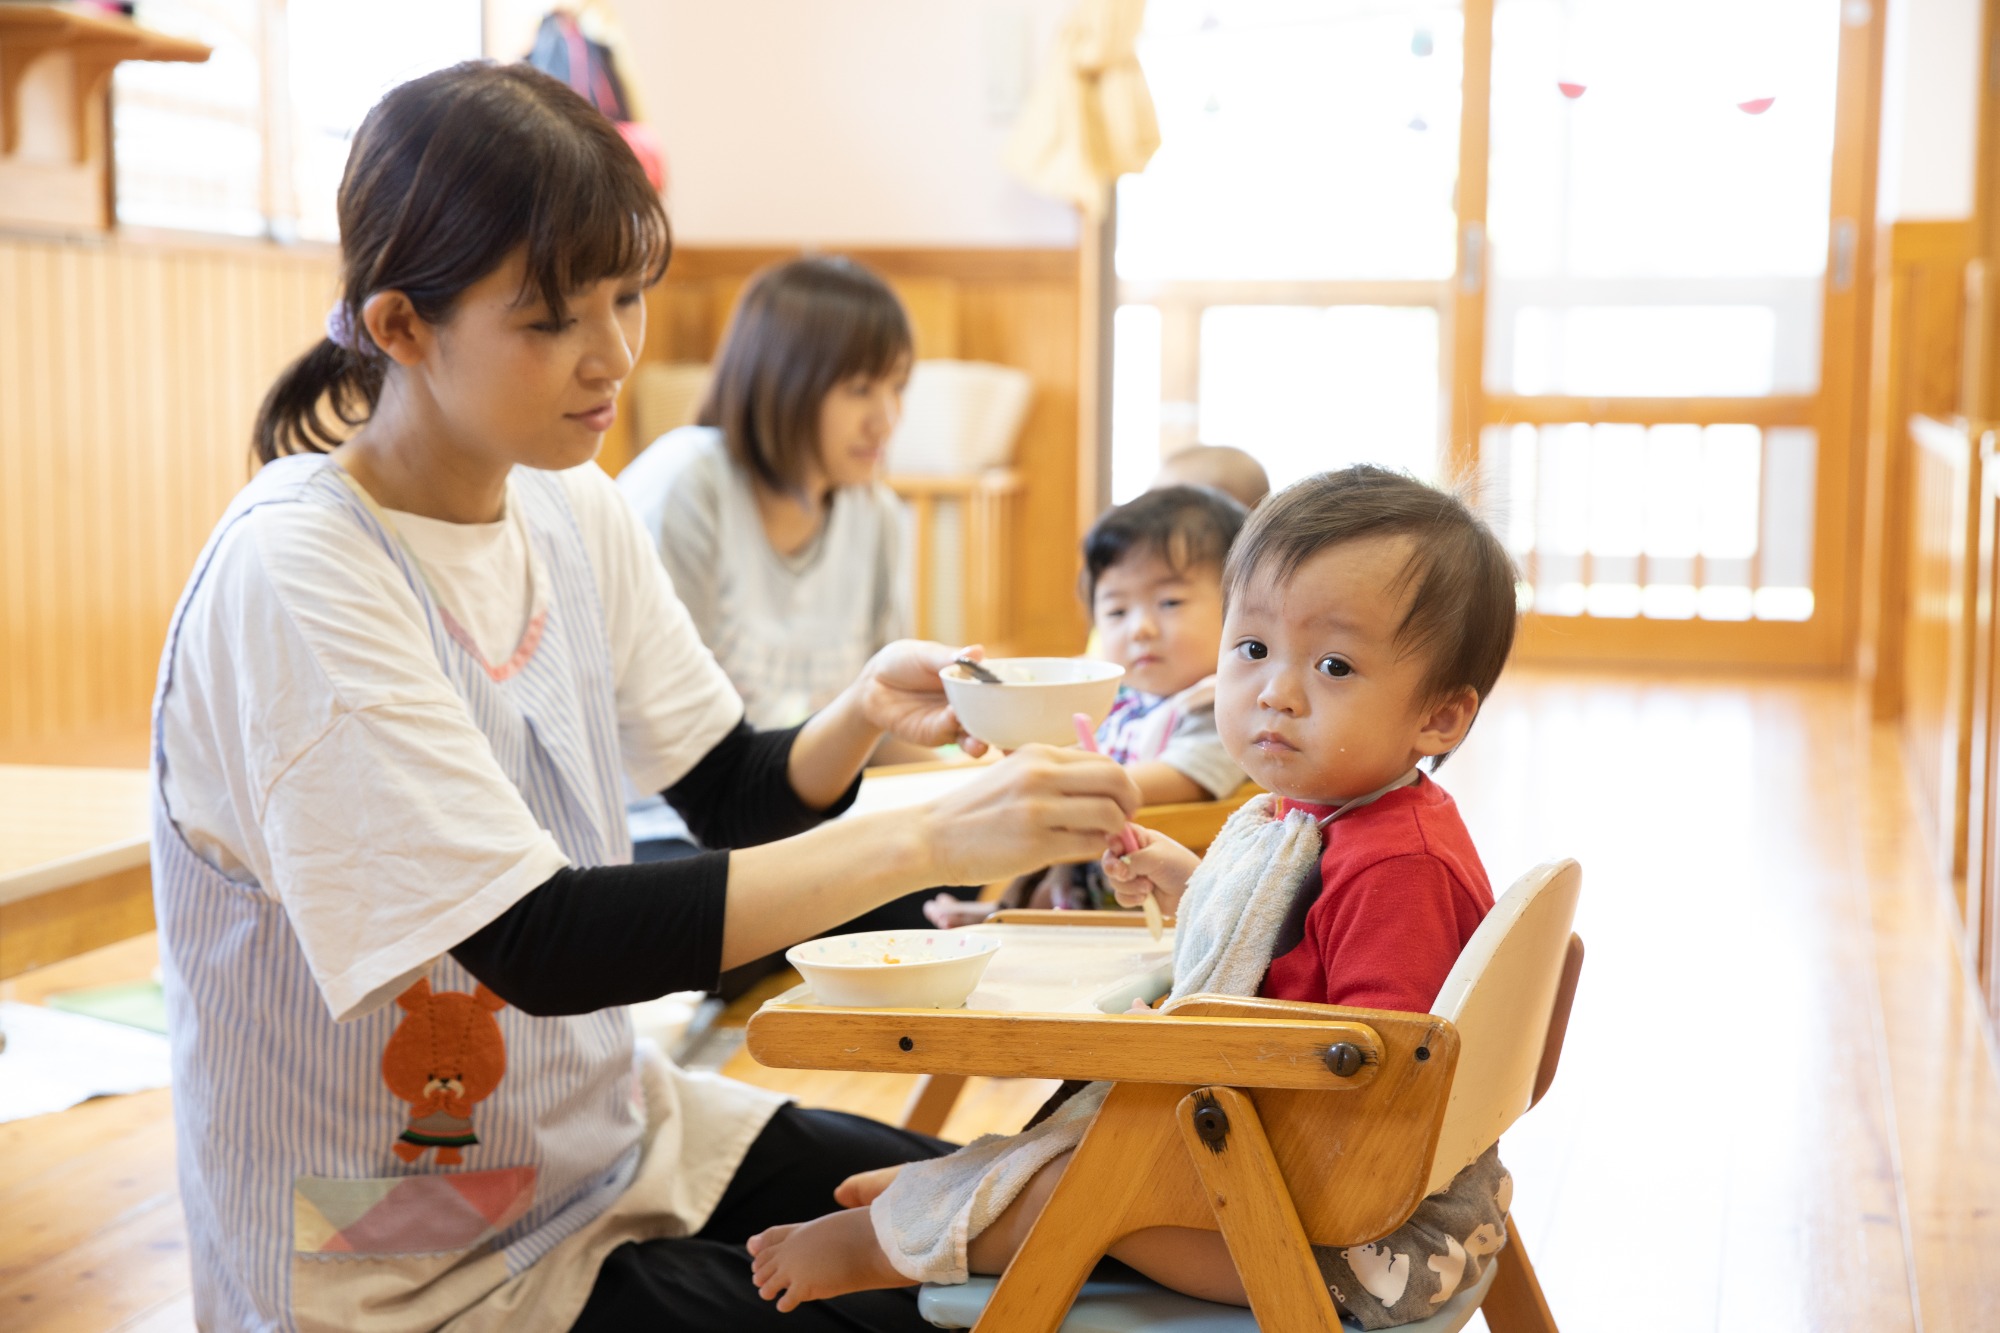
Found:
[5,668,1999,1331]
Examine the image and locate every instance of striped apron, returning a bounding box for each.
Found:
[151,455,781,1332]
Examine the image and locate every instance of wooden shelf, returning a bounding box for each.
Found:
[0,4,209,232]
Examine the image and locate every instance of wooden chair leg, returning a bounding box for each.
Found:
[1175,1086,1346,1333]
[900,1073,969,1137]
[973,1083,1208,1333]
[1481,1216,1559,1333]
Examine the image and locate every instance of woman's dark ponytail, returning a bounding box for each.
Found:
[253,325,385,463]
[249,61,669,465]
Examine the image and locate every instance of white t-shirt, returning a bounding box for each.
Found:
[158,459,742,1021]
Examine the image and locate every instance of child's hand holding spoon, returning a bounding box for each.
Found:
[1073,712,1162,939]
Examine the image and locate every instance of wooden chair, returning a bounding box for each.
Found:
[915,858,1585,1333]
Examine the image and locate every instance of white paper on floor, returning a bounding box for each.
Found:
[0,1000,171,1123]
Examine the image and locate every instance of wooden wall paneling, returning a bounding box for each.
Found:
[1965,429,2000,1012]
[1858,221,1976,720]
[0,234,333,764]
[1904,414,1984,906]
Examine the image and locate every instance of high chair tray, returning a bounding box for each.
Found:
[771,922,1176,1016]
[747,925,1397,1091]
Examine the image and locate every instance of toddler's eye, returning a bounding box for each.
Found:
[1318,656,1353,678]
[1237,640,1268,661]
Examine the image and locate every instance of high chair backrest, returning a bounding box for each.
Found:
[1424,858,1583,1194]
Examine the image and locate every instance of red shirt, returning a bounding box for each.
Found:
[1260,776,1494,1013]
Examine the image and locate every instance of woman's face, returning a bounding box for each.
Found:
[376,249,646,474]
[811,357,911,491]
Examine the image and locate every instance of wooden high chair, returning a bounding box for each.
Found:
[896,780,1263,1137]
[912,858,1585,1333]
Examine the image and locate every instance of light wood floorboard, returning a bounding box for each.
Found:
[4,670,1997,1330]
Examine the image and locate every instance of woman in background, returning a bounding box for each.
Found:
[618,260,978,934]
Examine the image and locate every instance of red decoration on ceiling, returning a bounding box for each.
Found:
[1737,97,1776,114]
[1557,81,1587,99]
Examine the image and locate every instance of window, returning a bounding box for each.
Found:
[115,0,482,240]
[1109,0,1466,502]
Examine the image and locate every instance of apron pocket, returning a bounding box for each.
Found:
[293,1166,538,1256]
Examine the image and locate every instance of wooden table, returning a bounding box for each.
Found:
[0,765,152,980]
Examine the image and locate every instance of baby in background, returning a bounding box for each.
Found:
[926,484,1249,927]
[753,466,1522,1328]
[1151,443,1271,510]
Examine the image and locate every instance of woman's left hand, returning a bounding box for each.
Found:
[854,640,989,756]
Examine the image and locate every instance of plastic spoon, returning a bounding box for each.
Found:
[1072,712,1163,940]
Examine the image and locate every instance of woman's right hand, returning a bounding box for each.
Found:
[919,745,1141,887]
[1100,826,1200,916]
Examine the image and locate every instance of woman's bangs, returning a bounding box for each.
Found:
[521,133,671,319]
[832,293,914,384]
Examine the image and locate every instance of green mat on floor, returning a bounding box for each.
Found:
[43,981,168,1034]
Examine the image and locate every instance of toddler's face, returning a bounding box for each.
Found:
[1093,551,1226,697]
[1215,535,1473,804]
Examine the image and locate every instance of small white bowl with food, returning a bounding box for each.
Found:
[939,657,1125,751]
[786,930,1003,1008]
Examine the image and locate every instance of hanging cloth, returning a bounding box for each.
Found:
[1003,0,1161,218]
[527,9,667,191]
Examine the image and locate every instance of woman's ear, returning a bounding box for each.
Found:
[362,290,428,368]
[1414,685,1480,758]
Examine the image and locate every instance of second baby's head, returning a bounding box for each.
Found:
[1216,466,1517,806]
[1085,485,1250,698]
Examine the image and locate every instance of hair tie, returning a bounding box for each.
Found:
[324,302,361,353]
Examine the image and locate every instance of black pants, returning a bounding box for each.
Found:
[568,1104,952,1332]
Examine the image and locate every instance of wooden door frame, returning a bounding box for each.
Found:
[1459,0,1887,670]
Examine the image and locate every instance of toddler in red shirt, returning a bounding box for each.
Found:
[749,466,1521,1327]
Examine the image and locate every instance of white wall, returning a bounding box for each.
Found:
[605,0,1081,248]
[1877,0,1984,221]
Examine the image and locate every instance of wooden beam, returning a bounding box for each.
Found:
[1485,394,1816,427]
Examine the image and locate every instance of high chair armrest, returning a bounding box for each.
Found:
[1165,993,1461,1077]
[743,1003,1441,1090]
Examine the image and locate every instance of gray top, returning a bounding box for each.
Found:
[617,426,910,842]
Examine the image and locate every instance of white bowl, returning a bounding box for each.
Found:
[787,930,1003,1008]
[940,657,1125,751]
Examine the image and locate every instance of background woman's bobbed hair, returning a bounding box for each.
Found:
[254,61,670,463]
[697,256,913,494]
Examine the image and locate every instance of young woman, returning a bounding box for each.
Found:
[152,63,1138,1332]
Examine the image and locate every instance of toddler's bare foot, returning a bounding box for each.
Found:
[833,1163,905,1208]
[747,1209,913,1311]
[923,894,997,930]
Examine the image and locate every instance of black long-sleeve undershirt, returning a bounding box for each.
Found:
[451,718,861,1015]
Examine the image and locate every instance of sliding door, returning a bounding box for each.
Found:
[1111,0,1882,667]
[1469,0,1880,665]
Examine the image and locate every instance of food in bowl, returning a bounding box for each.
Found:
[786,930,1002,1008]
[939,657,1125,751]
